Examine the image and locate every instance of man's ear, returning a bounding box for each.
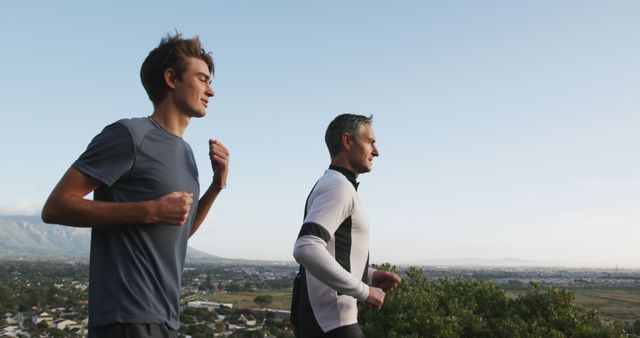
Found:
[164,68,177,90]
[341,132,352,151]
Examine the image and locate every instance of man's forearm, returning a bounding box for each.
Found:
[190,183,223,237]
[192,139,229,237]
[42,167,156,228]
[42,196,153,228]
[293,235,370,301]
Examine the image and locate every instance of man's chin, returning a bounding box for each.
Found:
[357,166,372,174]
[191,111,207,118]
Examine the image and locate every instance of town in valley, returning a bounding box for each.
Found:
[1,258,639,337]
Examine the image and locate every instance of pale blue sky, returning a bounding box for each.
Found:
[1,1,638,267]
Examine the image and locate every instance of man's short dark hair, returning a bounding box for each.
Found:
[325,114,373,157]
[140,32,214,105]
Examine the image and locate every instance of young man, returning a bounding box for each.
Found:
[41,33,228,338]
[292,114,401,338]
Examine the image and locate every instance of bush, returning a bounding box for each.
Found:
[360,264,625,338]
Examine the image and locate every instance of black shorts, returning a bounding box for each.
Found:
[324,324,365,338]
[295,323,364,338]
[88,323,177,338]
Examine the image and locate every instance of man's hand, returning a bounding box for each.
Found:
[372,270,402,292]
[190,140,230,236]
[209,139,229,188]
[149,192,193,226]
[364,286,385,310]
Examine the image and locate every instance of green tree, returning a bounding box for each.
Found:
[230,329,267,337]
[226,282,242,292]
[215,321,228,333]
[360,264,625,338]
[36,320,50,330]
[180,312,196,324]
[633,319,640,335]
[0,284,17,313]
[183,323,216,338]
[254,294,273,308]
[0,284,13,300]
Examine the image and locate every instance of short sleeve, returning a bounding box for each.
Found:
[303,179,355,236]
[72,122,135,187]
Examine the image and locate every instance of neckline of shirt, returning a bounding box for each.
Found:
[147,116,184,140]
[328,165,359,190]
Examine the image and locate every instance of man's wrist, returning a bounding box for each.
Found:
[358,283,370,302]
[368,268,377,284]
[141,200,157,224]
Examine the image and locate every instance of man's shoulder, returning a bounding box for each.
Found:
[110,117,155,143]
[315,170,354,194]
[113,117,152,129]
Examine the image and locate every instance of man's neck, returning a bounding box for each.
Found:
[151,103,190,137]
[330,157,359,179]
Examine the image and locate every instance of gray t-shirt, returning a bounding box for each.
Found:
[73,117,200,329]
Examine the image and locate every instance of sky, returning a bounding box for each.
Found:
[1,1,638,268]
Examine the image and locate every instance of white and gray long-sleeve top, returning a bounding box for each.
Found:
[292,166,376,333]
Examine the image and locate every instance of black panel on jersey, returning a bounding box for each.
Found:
[298,222,331,243]
[362,254,370,284]
[292,267,325,337]
[334,216,353,273]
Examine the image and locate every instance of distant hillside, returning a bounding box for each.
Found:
[416,257,566,268]
[0,215,90,257]
[0,215,238,263]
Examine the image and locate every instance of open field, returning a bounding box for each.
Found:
[203,291,292,310]
[506,286,640,322]
[198,287,640,321]
[571,287,640,322]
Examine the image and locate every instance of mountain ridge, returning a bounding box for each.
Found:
[0,215,288,265]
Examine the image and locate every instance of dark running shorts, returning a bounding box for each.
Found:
[88,323,177,338]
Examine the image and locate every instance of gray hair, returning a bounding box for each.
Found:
[325,114,373,157]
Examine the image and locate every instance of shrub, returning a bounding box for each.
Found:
[360,264,625,338]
